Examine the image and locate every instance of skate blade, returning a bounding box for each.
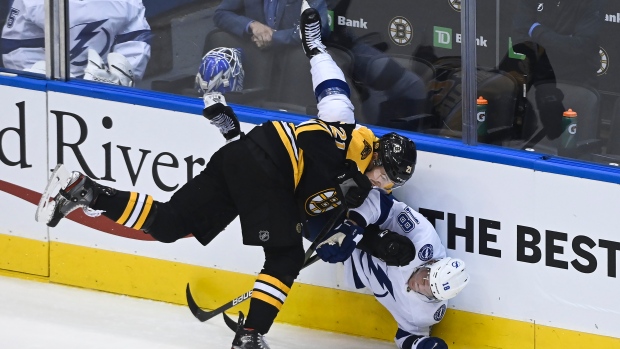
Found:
[35,164,72,224]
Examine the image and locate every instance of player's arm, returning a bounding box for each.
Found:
[1,0,45,71]
[296,120,372,208]
[530,0,604,55]
[110,1,151,81]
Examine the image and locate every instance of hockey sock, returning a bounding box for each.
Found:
[92,190,156,230]
[310,53,350,101]
[244,273,292,334]
[310,53,355,123]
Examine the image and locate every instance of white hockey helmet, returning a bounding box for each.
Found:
[427,257,469,301]
[195,47,244,94]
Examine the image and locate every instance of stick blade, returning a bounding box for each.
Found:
[222,312,239,333]
[186,283,215,322]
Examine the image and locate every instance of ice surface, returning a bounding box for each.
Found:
[0,276,393,349]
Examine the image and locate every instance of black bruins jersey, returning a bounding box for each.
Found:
[247,119,376,218]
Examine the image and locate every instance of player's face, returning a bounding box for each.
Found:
[407,267,434,300]
[365,166,394,191]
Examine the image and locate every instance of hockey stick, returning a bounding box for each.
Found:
[185,207,345,322]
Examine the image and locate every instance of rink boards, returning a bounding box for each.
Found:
[1,76,620,349]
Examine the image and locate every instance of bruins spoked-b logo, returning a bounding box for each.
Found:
[598,47,609,76]
[389,16,412,46]
[449,0,461,11]
[305,189,340,216]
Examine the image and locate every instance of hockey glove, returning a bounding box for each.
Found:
[107,52,135,87]
[316,220,364,263]
[535,86,565,140]
[357,225,415,266]
[335,159,372,209]
[83,49,135,87]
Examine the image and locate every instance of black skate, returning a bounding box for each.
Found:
[202,92,241,142]
[231,312,271,349]
[35,164,114,227]
[300,1,327,58]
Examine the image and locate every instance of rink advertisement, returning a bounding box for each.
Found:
[0,80,619,349]
[0,81,49,277]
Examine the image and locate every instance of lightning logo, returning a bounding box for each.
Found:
[362,252,395,300]
[69,19,111,66]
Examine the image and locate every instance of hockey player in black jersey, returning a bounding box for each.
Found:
[35,2,415,349]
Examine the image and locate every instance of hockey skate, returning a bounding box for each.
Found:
[300,1,327,58]
[35,164,112,227]
[202,92,241,142]
[231,312,271,349]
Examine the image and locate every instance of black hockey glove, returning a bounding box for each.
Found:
[357,224,415,266]
[316,220,364,263]
[535,86,565,140]
[334,159,372,209]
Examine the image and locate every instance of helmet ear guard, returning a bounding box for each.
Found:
[377,132,417,187]
[196,47,245,94]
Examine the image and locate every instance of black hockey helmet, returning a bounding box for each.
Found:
[376,132,417,187]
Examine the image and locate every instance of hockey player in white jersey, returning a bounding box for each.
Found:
[345,190,470,349]
[1,0,151,85]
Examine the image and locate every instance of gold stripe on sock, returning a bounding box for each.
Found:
[257,273,291,294]
[116,192,137,225]
[252,290,283,310]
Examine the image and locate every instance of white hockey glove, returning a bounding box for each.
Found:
[107,52,135,87]
[24,61,47,74]
[84,49,135,87]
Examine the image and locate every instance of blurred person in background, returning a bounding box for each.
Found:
[214,0,329,49]
[499,0,606,141]
[1,0,151,86]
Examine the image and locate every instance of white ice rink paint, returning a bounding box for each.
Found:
[0,276,393,349]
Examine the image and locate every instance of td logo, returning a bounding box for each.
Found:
[434,26,452,49]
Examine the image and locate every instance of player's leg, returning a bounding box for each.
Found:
[142,144,238,245]
[36,164,125,228]
[37,145,238,245]
[224,139,305,348]
[232,244,305,349]
[300,1,355,124]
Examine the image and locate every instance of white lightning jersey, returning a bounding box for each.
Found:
[1,0,151,79]
[344,189,448,349]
